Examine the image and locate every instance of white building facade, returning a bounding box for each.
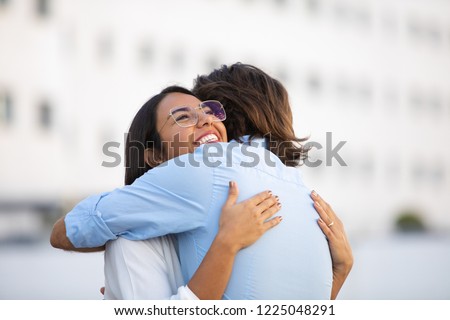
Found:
[1,0,449,237]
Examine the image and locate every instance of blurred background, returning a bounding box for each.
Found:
[1,0,449,299]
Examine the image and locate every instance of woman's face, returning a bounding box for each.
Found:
[156,92,228,161]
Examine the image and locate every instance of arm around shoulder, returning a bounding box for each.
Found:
[50,216,105,252]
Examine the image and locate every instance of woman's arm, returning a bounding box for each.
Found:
[188,181,282,299]
[311,191,353,300]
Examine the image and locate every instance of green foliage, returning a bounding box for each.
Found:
[395,210,426,233]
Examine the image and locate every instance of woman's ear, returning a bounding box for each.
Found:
[144,148,163,168]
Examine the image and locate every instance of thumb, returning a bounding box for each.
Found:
[224,181,239,207]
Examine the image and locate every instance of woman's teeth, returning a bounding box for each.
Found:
[197,134,219,145]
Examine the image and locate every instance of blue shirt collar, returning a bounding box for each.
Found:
[231,135,267,149]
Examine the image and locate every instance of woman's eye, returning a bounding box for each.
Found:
[175,114,190,122]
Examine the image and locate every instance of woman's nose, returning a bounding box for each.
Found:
[196,112,214,127]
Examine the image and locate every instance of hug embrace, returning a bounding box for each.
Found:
[51,63,353,300]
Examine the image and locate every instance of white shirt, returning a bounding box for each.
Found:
[103,235,198,300]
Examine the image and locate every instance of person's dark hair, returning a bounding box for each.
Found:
[192,62,309,167]
[125,85,194,185]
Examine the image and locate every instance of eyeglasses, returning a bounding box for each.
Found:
[160,100,226,130]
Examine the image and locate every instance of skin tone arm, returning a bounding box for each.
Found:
[50,219,104,252]
[311,191,354,300]
[188,181,282,299]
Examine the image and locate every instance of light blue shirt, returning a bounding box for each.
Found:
[65,137,332,299]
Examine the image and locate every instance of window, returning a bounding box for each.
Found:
[0,91,13,125]
[385,159,400,184]
[407,17,422,39]
[306,72,322,95]
[356,80,373,104]
[381,12,398,35]
[97,34,114,61]
[354,6,371,28]
[412,162,425,183]
[360,156,374,178]
[333,2,350,22]
[304,0,321,14]
[138,41,153,65]
[335,76,350,99]
[38,101,52,129]
[275,66,289,83]
[409,89,424,113]
[431,164,445,186]
[426,22,442,46]
[429,91,443,115]
[206,55,219,71]
[170,48,184,69]
[36,0,50,18]
[383,86,399,109]
[274,0,287,7]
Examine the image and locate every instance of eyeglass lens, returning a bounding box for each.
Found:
[171,101,225,127]
[200,101,226,121]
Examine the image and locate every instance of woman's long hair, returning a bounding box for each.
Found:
[124,85,194,185]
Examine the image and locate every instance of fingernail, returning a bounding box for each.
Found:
[311,190,318,197]
[279,216,283,221]
[277,202,282,208]
[268,190,273,195]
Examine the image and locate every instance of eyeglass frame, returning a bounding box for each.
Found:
[159,100,226,131]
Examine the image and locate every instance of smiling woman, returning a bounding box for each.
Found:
[124,86,228,185]
[155,90,227,162]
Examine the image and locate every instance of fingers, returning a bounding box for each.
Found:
[311,190,336,221]
[260,200,282,221]
[263,216,283,231]
[317,218,334,240]
[245,189,274,207]
[312,198,333,226]
[255,195,280,214]
[259,197,282,231]
[311,190,331,213]
[224,181,239,207]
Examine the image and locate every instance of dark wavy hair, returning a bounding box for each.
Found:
[124,85,194,185]
[192,63,309,167]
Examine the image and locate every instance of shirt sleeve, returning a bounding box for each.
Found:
[170,286,199,300]
[65,150,215,248]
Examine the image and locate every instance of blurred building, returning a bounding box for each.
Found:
[0,0,449,239]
